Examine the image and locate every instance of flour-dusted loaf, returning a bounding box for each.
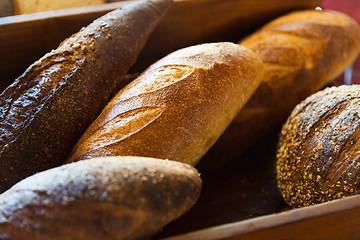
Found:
[67,42,264,166]
[0,0,172,193]
[0,156,201,239]
[277,85,360,208]
[199,10,360,172]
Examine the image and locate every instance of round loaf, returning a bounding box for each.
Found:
[66,42,264,166]
[277,85,360,208]
[0,156,202,239]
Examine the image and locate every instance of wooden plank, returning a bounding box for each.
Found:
[136,0,324,70]
[153,131,286,238]
[154,122,360,239]
[0,1,133,90]
[162,194,360,240]
[157,129,360,239]
[0,0,321,91]
[12,0,108,15]
[3,1,360,239]
[0,0,14,17]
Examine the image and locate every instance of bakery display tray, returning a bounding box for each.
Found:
[3,1,358,239]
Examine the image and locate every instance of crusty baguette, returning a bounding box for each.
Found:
[0,156,202,239]
[199,10,360,172]
[277,85,360,208]
[66,42,264,166]
[0,0,172,193]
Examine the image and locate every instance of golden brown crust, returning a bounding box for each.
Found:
[199,9,360,172]
[0,0,172,193]
[277,85,360,208]
[0,156,201,239]
[66,42,264,166]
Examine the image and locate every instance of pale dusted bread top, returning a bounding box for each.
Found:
[0,156,201,239]
[67,42,264,166]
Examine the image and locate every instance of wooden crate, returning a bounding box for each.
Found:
[5,1,359,239]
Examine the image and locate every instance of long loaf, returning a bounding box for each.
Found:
[199,10,360,172]
[66,42,264,166]
[0,0,172,192]
[0,156,201,239]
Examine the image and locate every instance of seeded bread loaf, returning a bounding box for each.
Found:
[0,0,172,193]
[0,156,201,239]
[277,85,360,208]
[199,10,360,172]
[66,42,264,166]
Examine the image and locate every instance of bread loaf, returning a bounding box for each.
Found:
[0,0,172,193]
[277,85,360,208]
[199,10,360,172]
[66,42,264,166]
[0,156,202,239]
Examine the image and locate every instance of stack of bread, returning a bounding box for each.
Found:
[0,0,360,238]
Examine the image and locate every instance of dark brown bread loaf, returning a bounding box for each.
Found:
[0,0,172,193]
[66,42,264,166]
[277,85,360,208]
[199,10,360,172]
[0,156,201,239]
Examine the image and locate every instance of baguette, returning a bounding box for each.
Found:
[66,42,264,166]
[0,0,172,193]
[199,10,360,172]
[0,156,202,239]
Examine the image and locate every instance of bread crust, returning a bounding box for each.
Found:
[199,10,360,172]
[277,85,360,208]
[0,0,172,192]
[0,156,201,239]
[66,42,264,166]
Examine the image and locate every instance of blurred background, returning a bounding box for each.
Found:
[322,0,360,84]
